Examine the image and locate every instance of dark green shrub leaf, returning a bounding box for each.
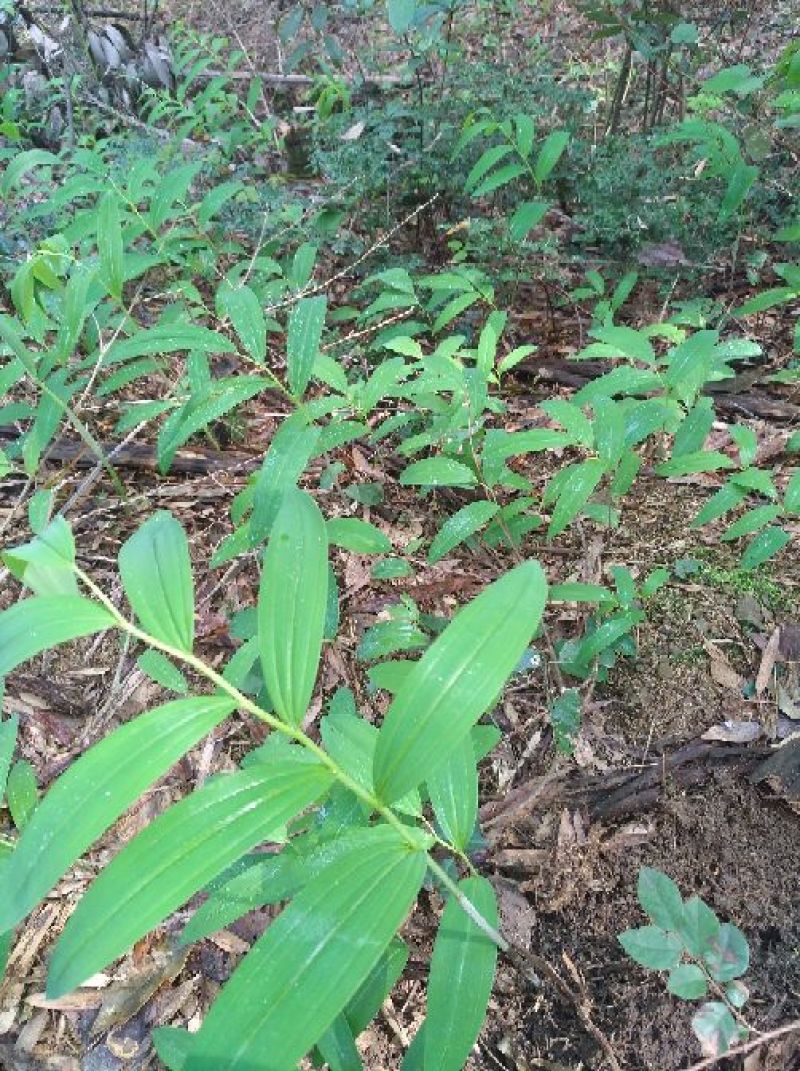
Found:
[741,526,790,570]
[533,130,569,184]
[691,1001,742,1057]
[618,925,682,970]
[97,192,124,300]
[217,281,266,364]
[137,650,189,694]
[703,922,749,982]
[0,715,18,805]
[678,895,720,957]
[637,867,684,931]
[667,963,708,999]
[345,938,408,1036]
[547,459,605,538]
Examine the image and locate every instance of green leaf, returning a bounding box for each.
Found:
[549,688,581,754]
[533,130,569,184]
[105,324,235,366]
[427,734,477,851]
[251,412,320,542]
[373,561,547,804]
[549,583,614,603]
[691,1002,741,1057]
[0,596,115,678]
[590,324,655,364]
[428,501,499,564]
[693,483,747,527]
[153,1027,193,1070]
[6,760,38,830]
[137,649,189,693]
[784,470,800,514]
[425,877,498,1071]
[667,963,708,999]
[387,0,416,33]
[472,161,527,197]
[719,163,758,220]
[321,702,420,817]
[736,287,796,315]
[678,895,720,957]
[3,516,79,596]
[48,761,333,996]
[185,827,426,1070]
[0,696,235,933]
[259,489,328,725]
[618,925,682,970]
[217,281,266,364]
[287,295,327,399]
[703,922,749,982]
[722,505,782,541]
[345,938,408,1036]
[327,518,392,554]
[157,376,271,475]
[97,192,124,301]
[509,200,549,242]
[0,716,19,805]
[657,451,734,477]
[547,459,606,538]
[119,512,195,652]
[317,1015,362,1071]
[741,526,790,570]
[399,458,477,488]
[464,145,514,194]
[637,867,684,931]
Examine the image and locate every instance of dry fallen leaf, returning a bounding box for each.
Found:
[701,720,762,744]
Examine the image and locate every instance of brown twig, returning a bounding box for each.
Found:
[682,1019,800,1071]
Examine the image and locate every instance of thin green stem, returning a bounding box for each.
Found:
[72,565,504,950]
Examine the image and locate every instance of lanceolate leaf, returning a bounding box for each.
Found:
[119,511,195,652]
[216,281,267,364]
[425,877,498,1071]
[287,294,327,399]
[0,696,235,933]
[0,716,19,804]
[0,596,115,678]
[547,459,605,538]
[426,734,477,851]
[427,501,499,564]
[250,412,320,543]
[185,826,427,1070]
[399,458,477,488]
[373,562,547,804]
[259,490,328,725]
[97,192,124,301]
[48,761,333,996]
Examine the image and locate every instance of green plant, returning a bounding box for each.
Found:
[0,712,38,983]
[619,867,751,1059]
[0,501,548,1068]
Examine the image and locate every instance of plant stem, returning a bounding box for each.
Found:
[72,565,504,952]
